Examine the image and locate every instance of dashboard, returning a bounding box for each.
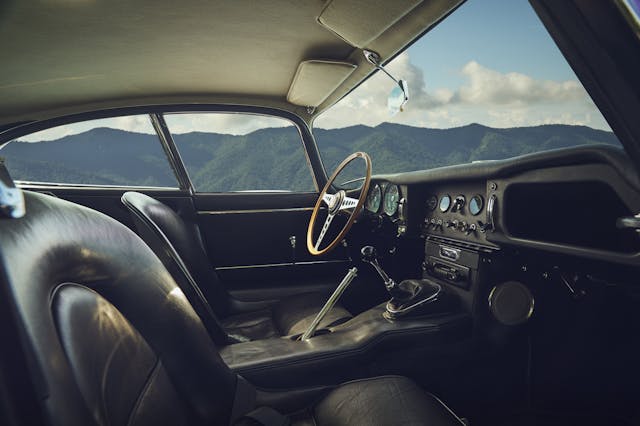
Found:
[358,145,640,316]
[363,145,640,265]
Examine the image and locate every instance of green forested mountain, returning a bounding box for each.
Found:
[1,123,621,191]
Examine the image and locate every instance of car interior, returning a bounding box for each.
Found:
[1,1,640,425]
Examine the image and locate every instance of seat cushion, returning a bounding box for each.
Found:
[296,376,464,426]
[222,292,352,340]
[271,292,352,336]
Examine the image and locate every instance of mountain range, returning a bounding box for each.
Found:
[0,123,621,192]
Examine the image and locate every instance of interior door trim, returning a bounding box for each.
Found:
[198,207,317,215]
[215,259,350,270]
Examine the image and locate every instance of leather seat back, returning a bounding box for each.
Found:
[0,191,238,425]
[122,191,232,343]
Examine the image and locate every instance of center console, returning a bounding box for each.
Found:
[220,245,471,387]
[219,303,470,387]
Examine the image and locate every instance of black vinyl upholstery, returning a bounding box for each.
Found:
[291,376,464,426]
[0,189,465,425]
[121,191,351,343]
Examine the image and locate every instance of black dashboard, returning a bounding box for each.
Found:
[364,144,640,266]
[360,145,640,318]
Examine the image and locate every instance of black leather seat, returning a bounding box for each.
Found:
[121,191,351,344]
[1,189,466,425]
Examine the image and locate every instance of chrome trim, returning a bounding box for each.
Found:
[486,194,497,232]
[15,181,179,191]
[0,164,25,218]
[384,283,443,316]
[198,207,315,215]
[215,259,349,270]
[439,246,460,261]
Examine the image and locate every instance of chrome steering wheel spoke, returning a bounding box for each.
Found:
[339,196,358,211]
[322,192,336,207]
[314,213,335,251]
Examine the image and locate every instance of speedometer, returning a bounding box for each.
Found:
[383,184,400,216]
[365,184,382,213]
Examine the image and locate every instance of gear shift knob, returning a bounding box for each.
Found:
[360,245,377,262]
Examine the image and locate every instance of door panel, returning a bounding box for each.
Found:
[193,192,352,300]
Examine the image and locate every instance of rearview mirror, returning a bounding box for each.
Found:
[388,80,409,116]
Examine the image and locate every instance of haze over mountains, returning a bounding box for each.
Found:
[1,123,621,192]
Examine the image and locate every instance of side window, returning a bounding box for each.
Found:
[164,113,316,192]
[0,115,179,188]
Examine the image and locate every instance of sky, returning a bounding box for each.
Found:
[316,0,612,131]
[18,0,613,142]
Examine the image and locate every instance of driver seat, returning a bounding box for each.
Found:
[121,191,352,344]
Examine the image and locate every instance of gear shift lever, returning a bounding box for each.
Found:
[361,246,409,299]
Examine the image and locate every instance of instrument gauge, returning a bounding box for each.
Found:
[365,184,382,213]
[469,194,484,216]
[383,184,400,216]
[439,194,451,212]
[452,195,466,212]
[426,195,438,211]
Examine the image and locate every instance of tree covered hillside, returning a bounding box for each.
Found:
[1,123,621,191]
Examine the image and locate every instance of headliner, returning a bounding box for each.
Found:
[0,0,461,127]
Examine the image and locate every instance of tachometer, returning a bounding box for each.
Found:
[365,184,382,213]
[426,195,438,211]
[383,184,400,216]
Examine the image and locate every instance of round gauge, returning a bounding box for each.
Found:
[439,194,451,212]
[365,184,382,213]
[383,184,400,216]
[469,194,484,216]
[426,195,438,211]
[452,195,466,212]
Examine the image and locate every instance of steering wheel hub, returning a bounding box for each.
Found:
[328,190,345,214]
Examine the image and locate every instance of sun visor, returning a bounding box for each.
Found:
[287,60,357,107]
[318,0,423,48]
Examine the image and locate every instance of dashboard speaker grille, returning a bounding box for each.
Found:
[488,281,534,326]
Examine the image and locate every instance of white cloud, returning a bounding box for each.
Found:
[17,112,293,142]
[454,61,585,105]
[316,54,611,131]
[164,113,292,135]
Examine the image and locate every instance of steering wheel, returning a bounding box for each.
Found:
[307,152,372,255]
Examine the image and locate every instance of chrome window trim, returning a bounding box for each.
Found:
[215,259,349,270]
[197,207,316,215]
[14,181,180,191]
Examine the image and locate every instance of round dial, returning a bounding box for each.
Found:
[469,194,484,216]
[426,195,438,211]
[452,195,466,212]
[439,194,451,212]
[383,184,400,216]
[365,184,382,213]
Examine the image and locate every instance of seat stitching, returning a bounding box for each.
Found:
[125,357,161,426]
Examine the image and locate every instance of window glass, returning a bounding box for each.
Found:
[0,115,178,188]
[164,113,316,192]
[314,0,623,175]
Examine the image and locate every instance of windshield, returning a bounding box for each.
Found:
[313,0,622,175]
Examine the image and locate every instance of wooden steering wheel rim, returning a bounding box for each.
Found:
[307,152,372,256]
